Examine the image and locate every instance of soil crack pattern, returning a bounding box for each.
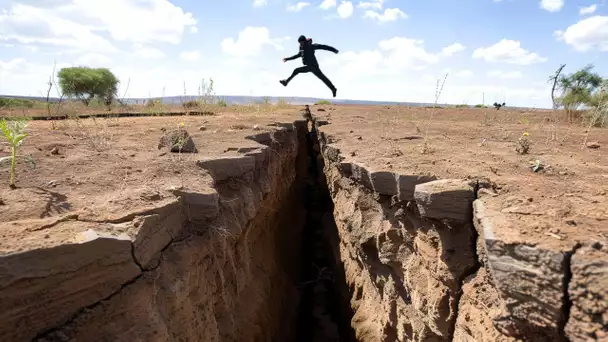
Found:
[1,104,605,342]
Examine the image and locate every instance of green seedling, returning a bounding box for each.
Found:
[0,119,35,189]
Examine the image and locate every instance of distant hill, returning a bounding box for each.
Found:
[0,94,535,110]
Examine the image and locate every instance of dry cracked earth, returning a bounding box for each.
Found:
[0,104,606,342]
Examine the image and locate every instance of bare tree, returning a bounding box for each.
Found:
[548,64,566,110]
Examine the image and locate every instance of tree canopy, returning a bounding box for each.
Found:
[557,64,604,113]
[57,67,119,106]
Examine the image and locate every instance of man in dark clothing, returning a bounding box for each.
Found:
[280,35,339,98]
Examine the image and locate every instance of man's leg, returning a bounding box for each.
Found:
[311,66,337,97]
[281,66,311,86]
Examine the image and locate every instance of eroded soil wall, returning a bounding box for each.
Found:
[313,119,606,342]
[2,121,313,342]
[2,114,605,342]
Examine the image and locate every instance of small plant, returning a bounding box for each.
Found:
[216,97,228,107]
[516,132,530,155]
[315,99,332,105]
[276,98,290,107]
[455,104,469,108]
[475,104,487,108]
[421,72,448,154]
[0,119,35,189]
[183,100,200,109]
[0,97,35,108]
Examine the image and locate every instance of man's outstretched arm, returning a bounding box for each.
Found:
[312,43,339,54]
[283,51,302,62]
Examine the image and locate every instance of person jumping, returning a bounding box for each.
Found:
[280,35,339,98]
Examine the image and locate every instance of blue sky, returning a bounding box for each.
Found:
[0,0,607,107]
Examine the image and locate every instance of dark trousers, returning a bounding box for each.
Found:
[285,65,336,91]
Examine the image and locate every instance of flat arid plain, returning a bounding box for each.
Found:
[0,103,606,342]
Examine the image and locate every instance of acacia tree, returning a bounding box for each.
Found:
[57,67,119,107]
[556,64,603,122]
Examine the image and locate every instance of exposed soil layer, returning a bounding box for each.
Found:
[311,105,606,341]
[1,105,606,342]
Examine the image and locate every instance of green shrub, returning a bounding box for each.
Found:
[315,100,332,105]
[0,97,35,108]
[146,99,162,108]
[183,100,200,109]
[216,98,228,107]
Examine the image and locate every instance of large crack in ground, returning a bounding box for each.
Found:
[20,110,586,342]
[294,118,357,342]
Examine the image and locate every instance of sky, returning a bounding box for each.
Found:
[0,0,607,108]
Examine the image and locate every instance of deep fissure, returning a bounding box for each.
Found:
[293,119,357,342]
[7,113,588,342]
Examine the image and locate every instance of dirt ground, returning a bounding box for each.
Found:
[0,107,300,255]
[315,104,607,253]
[1,104,606,255]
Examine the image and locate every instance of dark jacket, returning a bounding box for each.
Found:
[285,39,338,67]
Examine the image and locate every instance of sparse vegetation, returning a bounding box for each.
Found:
[57,67,119,107]
[555,64,604,122]
[455,104,469,108]
[516,132,530,155]
[276,99,290,107]
[421,72,448,154]
[0,97,36,109]
[216,97,228,107]
[315,100,332,105]
[0,118,35,188]
[493,102,506,110]
[474,104,487,108]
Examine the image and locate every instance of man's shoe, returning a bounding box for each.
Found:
[279,80,288,87]
[332,88,337,98]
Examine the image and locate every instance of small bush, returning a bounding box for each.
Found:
[475,104,487,108]
[146,99,162,108]
[0,97,35,108]
[216,98,228,107]
[455,104,469,108]
[183,100,200,109]
[516,132,530,155]
[315,100,332,105]
[276,99,289,107]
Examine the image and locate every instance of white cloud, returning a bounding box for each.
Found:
[0,58,27,71]
[337,1,354,18]
[580,4,597,15]
[132,44,165,59]
[540,0,564,12]
[453,69,474,78]
[472,39,547,65]
[75,53,112,66]
[363,8,407,22]
[556,16,608,51]
[487,70,525,79]
[320,0,337,9]
[357,0,384,9]
[190,27,199,34]
[0,0,196,54]
[287,2,311,12]
[253,0,268,7]
[221,27,287,57]
[0,4,117,53]
[441,43,466,57]
[322,38,463,77]
[180,50,201,61]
